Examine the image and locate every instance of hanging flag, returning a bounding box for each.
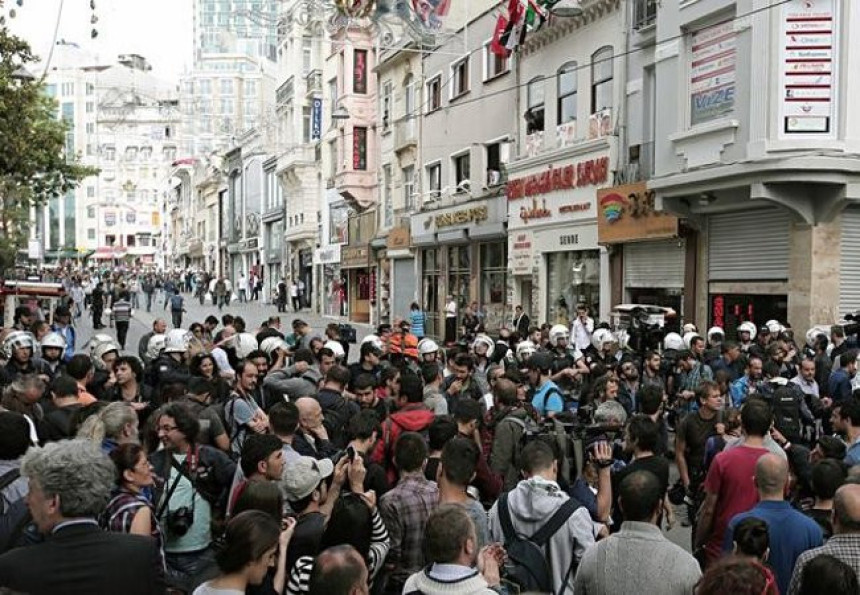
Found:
[490,13,511,58]
[411,0,452,30]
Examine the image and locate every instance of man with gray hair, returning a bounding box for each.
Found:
[0,439,164,593]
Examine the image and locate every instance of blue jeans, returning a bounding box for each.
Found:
[164,547,217,593]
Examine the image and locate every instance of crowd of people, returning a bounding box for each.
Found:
[1,271,860,594]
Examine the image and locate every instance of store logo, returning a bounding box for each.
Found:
[600,193,625,223]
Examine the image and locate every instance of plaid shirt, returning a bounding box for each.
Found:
[378,473,438,588]
[788,534,860,595]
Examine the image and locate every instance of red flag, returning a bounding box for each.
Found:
[490,14,511,58]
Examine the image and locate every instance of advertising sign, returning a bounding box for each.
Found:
[311,97,322,141]
[690,21,737,126]
[597,182,679,244]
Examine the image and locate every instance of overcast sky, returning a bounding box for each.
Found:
[9,0,193,82]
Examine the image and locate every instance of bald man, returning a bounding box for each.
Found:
[292,396,338,460]
[308,545,369,595]
[788,484,860,595]
[726,453,823,594]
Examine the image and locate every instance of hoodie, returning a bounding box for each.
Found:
[316,387,359,448]
[488,478,596,594]
[371,404,435,483]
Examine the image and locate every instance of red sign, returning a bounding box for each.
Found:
[506,157,610,200]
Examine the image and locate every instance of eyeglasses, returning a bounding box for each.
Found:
[157,425,178,433]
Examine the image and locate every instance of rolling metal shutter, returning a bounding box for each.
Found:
[391,258,416,319]
[708,209,790,280]
[624,240,686,288]
[841,207,860,314]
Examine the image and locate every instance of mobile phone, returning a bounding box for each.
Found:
[346,445,356,462]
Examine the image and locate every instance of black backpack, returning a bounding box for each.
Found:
[497,491,579,594]
[769,384,804,443]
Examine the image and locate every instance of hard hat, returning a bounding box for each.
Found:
[682,323,698,335]
[92,340,121,369]
[707,326,725,343]
[418,338,439,356]
[324,339,345,359]
[146,334,167,360]
[40,331,67,351]
[806,326,830,349]
[472,334,495,359]
[84,333,115,358]
[765,319,784,335]
[663,332,684,352]
[527,350,553,372]
[234,332,259,359]
[260,336,289,356]
[592,328,617,351]
[361,334,384,352]
[516,340,537,360]
[737,321,757,341]
[548,324,571,348]
[164,329,192,354]
[683,331,702,350]
[2,331,35,359]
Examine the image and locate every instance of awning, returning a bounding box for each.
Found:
[92,248,128,260]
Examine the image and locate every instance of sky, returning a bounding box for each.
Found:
[8,0,194,83]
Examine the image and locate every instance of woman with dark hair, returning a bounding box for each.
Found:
[286,490,389,594]
[193,510,294,595]
[189,352,231,405]
[732,517,771,563]
[100,443,166,573]
[797,554,859,595]
[696,555,778,595]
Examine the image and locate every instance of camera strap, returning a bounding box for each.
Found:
[157,451,199,519]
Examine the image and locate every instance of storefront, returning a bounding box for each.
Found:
[386,227,416,324]
[706,207,791,336]
[315,244,343,317]
[411,195,508,338]
[596,182,687,328]
[341,244,372,323]
[506,153,613,325]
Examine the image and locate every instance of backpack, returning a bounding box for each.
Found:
[497,491,580,594]
[769,384,804,442]
[0,468,21,515]
[170,294,184,311]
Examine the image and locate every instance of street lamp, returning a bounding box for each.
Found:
[551,0,584,17]
[331,104,351,120]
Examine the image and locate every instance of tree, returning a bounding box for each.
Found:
[0,26,97,275]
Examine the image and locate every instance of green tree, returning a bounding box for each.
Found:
[0,26,97,275]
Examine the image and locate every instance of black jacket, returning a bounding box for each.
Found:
[0,522,165,595]
[144,354,191,393]
[150,444,236,515]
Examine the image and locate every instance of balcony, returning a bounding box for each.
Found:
[524,131,544,158]
[394,118,417,153]
[305,69,322,98]
[633,0,657,30]
[276,144,317,174]
[588,108,613,140]
[557,121,577,148]
[276,76,295,106]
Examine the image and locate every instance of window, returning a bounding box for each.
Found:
[557,63,578,124]
[87,206,96,218]
[103,146,115,161]
[689,22,736,126]
[353,127,368,170]
[381,81,392,131]
[526,78,545,134]
[124,146,138,161]
[404,74,415,116]
[220,78,234,95]
[86,101,94,114]
[453,152,470,188]
[86,122,95,134]
[302,37,313,74]
[402,165,415,211]
[220,98,234,114]
[426,162,441,200]
[481,242,507,315]
[353,49,368,94]
[451,57,469,98]
[199,79,212,94]
[383,165,393,227]
[163,146,177,161]
[591,46,614,114]
[87,228,96,240]
[61,82,74,96]
[302,106,312,143]
[427,76,442,111]
[484,42,509,80]
[486,141,508,186]
[244,80,257,97]
[140,146,152,161]
[87,186,95,198]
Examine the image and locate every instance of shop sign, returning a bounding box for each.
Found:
[315,244,341,265]
[511,232,534,275]
[690,20,737,126]
[518,199,551,223]
[506,157,610,201]
[435,206,488,229]
[311,98,323,141]
[779,0,837,135]
[386,226,411,250]
[597,182,679,244]
[341,245,370,269]
[533,224,598,253]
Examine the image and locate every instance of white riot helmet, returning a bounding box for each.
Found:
[472,334,495,359]
[683,331,702,350]
[361,334,384,352]
[92,340,121,370]
[234,332,259,359]
[324,339,346,360]
[84,333,115,359]
[682,323,698,335]
[516,340,537,361]
[663,332,684,352]
[40,331,67,352]
[707,326,725,344]
[164,329,192,354]
[592,328,617,351]
[260,336,289,357]
[765,319,784,335]
[548,324,571,348]
[418,338,439,357]
[737,321,757,342]
[2,331,35,359]
[806,326,830,349]
[615,329,630,351]
[146,334,168,360]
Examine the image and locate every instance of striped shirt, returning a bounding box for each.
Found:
[112,299,133,323]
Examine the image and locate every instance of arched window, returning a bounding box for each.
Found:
[591,46,613,113]
[557,62,577,125]
[526,77,545,134]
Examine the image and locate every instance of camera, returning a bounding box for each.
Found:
[166,507,195,536]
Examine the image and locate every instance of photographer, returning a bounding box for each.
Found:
[150,402,237,593]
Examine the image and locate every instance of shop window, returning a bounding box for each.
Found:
[526,77,545,134]
[546,250,600,326]
[448,246,471,309]
[422,248,441,338]
[481,242,507,329]
[591,47,614,114]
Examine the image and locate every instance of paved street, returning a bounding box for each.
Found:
[73,293,375,364]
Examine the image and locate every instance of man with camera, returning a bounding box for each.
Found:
[150,402,236,593]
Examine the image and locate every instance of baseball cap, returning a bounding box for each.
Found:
[282,456,334,501]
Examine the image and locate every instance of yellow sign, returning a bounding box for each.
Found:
[435,206,488,229]
[597,182,679,244]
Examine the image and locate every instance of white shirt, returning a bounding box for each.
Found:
[238,277,248,291]
[445,300,457,317]
[571,316,594,351]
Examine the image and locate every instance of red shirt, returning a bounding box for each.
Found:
[703,444,769,561]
